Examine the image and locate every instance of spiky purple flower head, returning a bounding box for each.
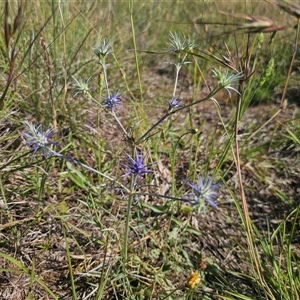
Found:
[22,121,57,159]
[102,91,122,111]
[122,151,153,180]
[187,176,219,213]
[168,96,182,111]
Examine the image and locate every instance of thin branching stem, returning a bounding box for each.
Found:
[111,110,128,137]
[51,150,129,192]
[137,86,223,144]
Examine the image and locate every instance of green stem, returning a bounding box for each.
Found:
[172,64,181,97]
[129,0,143,100]
[100,59,110,96]
[112,109,128,136]
[137,86,223,144]
[123,147,136,262]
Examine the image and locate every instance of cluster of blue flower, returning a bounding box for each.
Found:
[21,33,243,214]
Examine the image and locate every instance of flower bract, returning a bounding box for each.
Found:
[187,176,219,213]
[22,121,56,159]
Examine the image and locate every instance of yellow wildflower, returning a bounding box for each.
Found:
[187,272,201,289]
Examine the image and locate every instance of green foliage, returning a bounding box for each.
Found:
[0,1,299,299]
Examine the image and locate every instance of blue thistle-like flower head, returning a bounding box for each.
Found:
[168,96,182,111]
[187,176,219,213]
[22,121,56,159]
[102,91,122,111]
[122,151,153,180]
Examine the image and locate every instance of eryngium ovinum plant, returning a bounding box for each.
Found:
[22,32,242,261]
